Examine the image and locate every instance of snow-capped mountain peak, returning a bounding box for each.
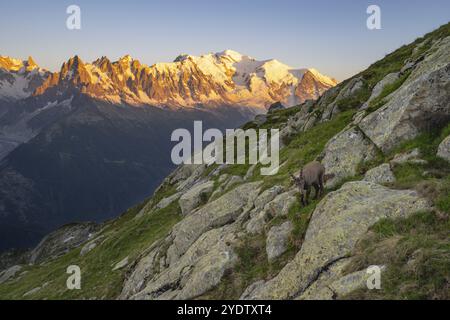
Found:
[0,55,41,73]
[0,55,48,101]
[1,51,337,108]
[216,49,247,62]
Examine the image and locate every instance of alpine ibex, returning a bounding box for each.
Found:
[290,161,325,206]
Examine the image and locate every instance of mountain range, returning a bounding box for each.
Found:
[0,50,336,250]
[1,50,336,108]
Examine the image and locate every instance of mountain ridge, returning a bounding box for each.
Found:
[2,50,337,108]
[0,56,49,101]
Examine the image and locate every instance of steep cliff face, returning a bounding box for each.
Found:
[0,23,449,300]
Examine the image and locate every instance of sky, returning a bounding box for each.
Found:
[0,0,449,81]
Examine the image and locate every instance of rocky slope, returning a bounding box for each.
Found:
[0,23,448,300]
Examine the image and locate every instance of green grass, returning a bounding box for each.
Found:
[220,163,251,177]
[356,122,450,188]
[335,82,371,111]
[241,104,305,132]
[342,211,450,300]
[285,198,317,250]
[340,123,450,299]
[0,201,182,300]
[389,124,450,189]
[259,105,304,130]
[356,22,449,89]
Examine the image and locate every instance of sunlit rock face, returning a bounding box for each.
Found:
[0,56,49,101]
[33,50,336,108]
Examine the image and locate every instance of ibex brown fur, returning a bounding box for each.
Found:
[290,161,325,206]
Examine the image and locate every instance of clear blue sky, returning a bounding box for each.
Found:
[1,0,449,80]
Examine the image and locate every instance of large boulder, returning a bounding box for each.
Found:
[337,77,365,100]
[169,164,203,185]
[437,135,450,162]
[178,180,214,215]
[119,241,162,298]
[359,38,450,153]
[321,127,378,187]
[245,189,296,235]
[254,186,284,211]
[245,211,268,235]
[264,189,297,217]
[241,181,431,299]
[363,163,396,184]
[299,264,386,300]
[266,221,293,261]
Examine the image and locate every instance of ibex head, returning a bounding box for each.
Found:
[290,170,305,191]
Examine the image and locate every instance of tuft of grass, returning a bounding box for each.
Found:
[357,122,450,196]
[335,83,371,111]
[391,163,425,189]
[357,22,449,89]
[220,163,251,177]
[342,211,450,300]
[259,105,304,129]
[285,198,317,250]
[435,175,450,213]
[389,124,450,191]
